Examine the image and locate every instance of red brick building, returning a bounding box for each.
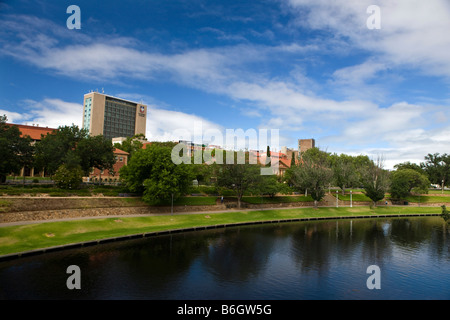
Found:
[87,148,129,183]
[6,123,57,177]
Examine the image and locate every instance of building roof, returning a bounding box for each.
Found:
[279,157,292,168]
[113,148,129,155]
[6,123,57,141]
[142,142,152,149]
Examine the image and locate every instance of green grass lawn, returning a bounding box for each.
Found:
[0,206,442,256]
[404,195,450,203]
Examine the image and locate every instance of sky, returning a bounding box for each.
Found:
[1,0,450,169]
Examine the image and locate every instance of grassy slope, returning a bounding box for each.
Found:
[0,206,442,256]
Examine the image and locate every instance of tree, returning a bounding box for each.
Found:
[389,169,430,200]
[76,135,115,177]
[353,154,372,186]
[120,143,194,204]
[393,161,424,174]
[255,174,288,198]
[361,156,390,207]
[290,153,296,168]
[421,153,450,192]
[216,151,262,208]
[34,125,115,184]
[288,147,333,208]
[53,164,84,189]
[0,115,34,183]
[113,133,146,160]
[34,125,88,176]
[330,153,359,195]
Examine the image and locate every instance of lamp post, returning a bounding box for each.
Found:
[336,190,338,208]
[350,190,353,208]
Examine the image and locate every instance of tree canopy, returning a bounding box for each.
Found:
[34,125,115,178]
[286,147,333,208]
[421,153,450,191]
[389,168,430,200]
[0,115,34,183]
[120,143,194,204]
[361,157,390,207]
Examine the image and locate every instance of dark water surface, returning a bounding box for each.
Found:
[0,216,449,300]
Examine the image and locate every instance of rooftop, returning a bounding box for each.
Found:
[6,123,57,141]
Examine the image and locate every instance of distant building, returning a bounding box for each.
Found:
[82,92,147,141]
[298,139,315,154]
[87,148,129,183]
[6,123,57,177]
[281,146,299,164]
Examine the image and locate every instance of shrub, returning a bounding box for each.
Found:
[53,164,83,189]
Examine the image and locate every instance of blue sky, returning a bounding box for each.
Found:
[1,0,450,168]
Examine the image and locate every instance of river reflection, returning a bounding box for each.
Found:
[0,217,449,300]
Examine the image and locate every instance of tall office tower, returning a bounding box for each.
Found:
[298,139,315,153]
[82,92,147,141]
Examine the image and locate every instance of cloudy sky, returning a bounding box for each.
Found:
[1,0,450,169]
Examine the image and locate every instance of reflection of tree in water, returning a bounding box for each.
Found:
[290,219,395,274]
[390,217,436,248]
[201,225,279,282]
[391,217,450,261]
[101,232,217,294]
[429,219,450,260]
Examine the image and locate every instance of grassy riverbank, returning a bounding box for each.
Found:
[0,206,442,257]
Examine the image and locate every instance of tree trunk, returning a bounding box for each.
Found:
[314,199,318,209]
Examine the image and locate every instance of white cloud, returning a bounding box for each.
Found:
[0,109,27,123]
[14,99,82,129]
[145,105,224,145]
[286,0,450,79]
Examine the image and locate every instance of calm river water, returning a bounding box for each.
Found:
[0,216,449,300]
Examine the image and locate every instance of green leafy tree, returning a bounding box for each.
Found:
[421,153,450,191]
[389,168,430,200]
[76,135,115,176]
[394,161,424,174]
[353,154,372,186]
[120,144,194,204]
[255,174,288,198]
[289,151,298,168]
[0,115,34,183]
[330,153,359,195]
[361,156,390,207]
[53,164,84,189]
[215,151,263,208]
[113,133,146,160]
[288,147,333,208]
[34,125,115,184]
[34,125,88,176]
